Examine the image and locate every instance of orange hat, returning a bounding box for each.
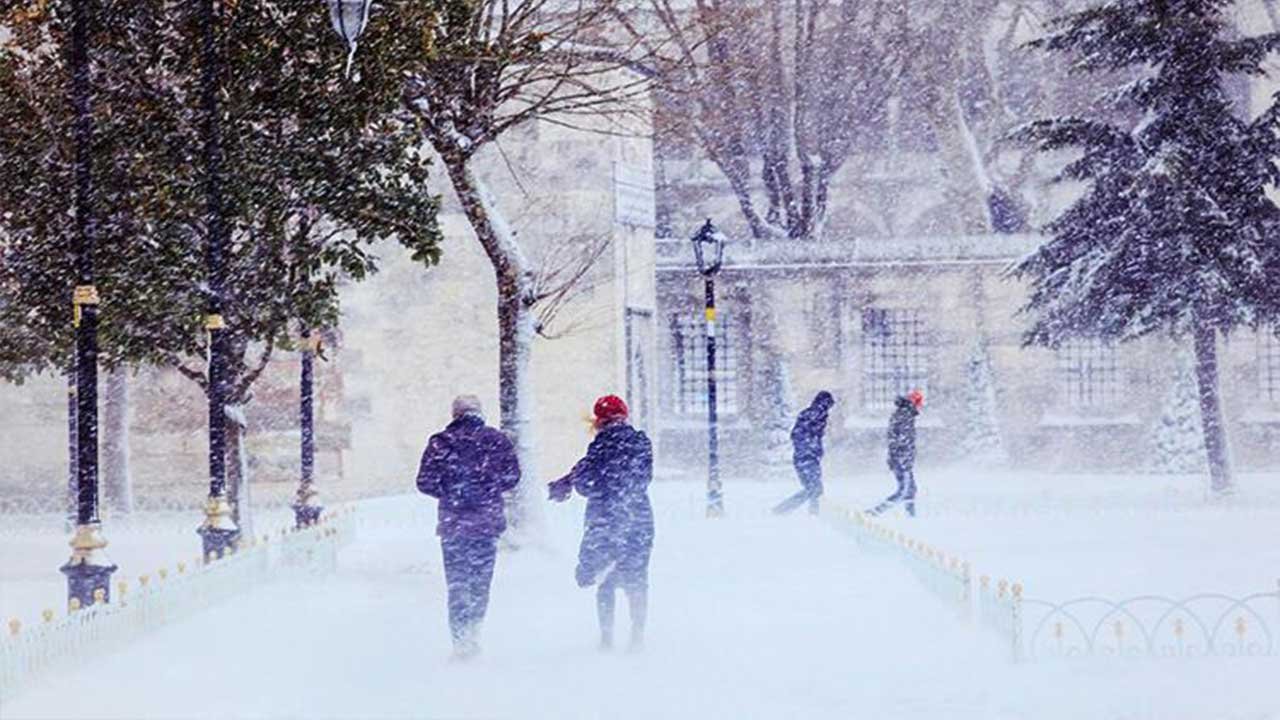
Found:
[907,389,925,410]
[593,395,629,423]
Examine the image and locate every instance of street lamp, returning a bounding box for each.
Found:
[690,219,727,518]
[60,0,116,609]
[293,329,323,528]
[196,0,239,559]
[327,0,373,80]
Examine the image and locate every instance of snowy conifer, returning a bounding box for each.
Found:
[959,342,1008,466]
[1151,342,1207,474]
[1013,0,1280,494]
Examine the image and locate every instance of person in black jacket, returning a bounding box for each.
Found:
[548,394,654,651]
[870,389,924,517]
[773,391,835,515]
[416,395,520,660]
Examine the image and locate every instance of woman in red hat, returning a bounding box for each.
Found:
[870,389,924,517]
[548,394,655,651]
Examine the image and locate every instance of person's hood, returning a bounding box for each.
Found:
[895,396,919,415]
[447,413,485,431]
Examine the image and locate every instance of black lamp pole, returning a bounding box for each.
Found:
[691,220,726,518]
[704,274,721,517]
[60,0,116,609]
[196,0,239,559]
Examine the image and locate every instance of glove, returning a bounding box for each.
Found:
[547,476,573,503]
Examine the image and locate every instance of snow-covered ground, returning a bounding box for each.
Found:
[0,508,294,625]
[823,469,1280,599]
[2,482,1278,719]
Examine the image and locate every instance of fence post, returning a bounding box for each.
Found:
[1012,582,1024,663]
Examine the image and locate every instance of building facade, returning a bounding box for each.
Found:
[654,235,1280,479]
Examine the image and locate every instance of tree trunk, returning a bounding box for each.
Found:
[224,403,254,537]
[102,366,133,513]
[497,283,540,534]
[441,151,543,538]
[1191,323,1234,495]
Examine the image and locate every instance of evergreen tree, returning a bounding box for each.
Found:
[1151,342,1207,474]
[0,2,441,394]
[0,1,442,510]
[959,341,1007,466]
[1013,0,1280,494]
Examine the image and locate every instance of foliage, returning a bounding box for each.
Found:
[0,0,443,399]
[1011,0,1280,345]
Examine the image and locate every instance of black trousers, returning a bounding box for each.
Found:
[886,463,917,516]
[774,459,823,515]
[887,463,917,501]
[440,536,498,644]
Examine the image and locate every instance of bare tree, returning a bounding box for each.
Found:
[392,0,650,531]
[624,0,910,241]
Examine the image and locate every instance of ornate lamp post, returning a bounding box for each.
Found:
[690,219,727,518]
[327,0,373,80]
[292,329,323,528]
[60,0,117,609]
[196,0,239,559]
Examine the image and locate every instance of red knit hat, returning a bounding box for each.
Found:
[907,389,925,410]
[593,395,629,423]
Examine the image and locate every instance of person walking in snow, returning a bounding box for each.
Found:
[548,395,655,651]
[416,395,520,660]
[773,391,835,515]
[869,389,924,517]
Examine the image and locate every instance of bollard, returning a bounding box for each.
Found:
[1011,582,1024,663]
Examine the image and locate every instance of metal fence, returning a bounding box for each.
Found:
[825,502,1279,664]
[0,507,356,703]
[978,583,1280,661]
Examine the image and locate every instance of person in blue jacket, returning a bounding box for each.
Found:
[773,391,835,515]
[869,389,924,517]
[549,395,654,651]
[416,395,520,660]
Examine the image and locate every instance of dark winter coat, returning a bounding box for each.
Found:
[887,397,919,469]
[416,414,520,539]
[568,422,655,543]
[791,399,832,466]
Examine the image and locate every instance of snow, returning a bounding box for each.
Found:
[4,482,1279,720]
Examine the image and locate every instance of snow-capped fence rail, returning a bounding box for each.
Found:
[0,507,356,703]
[826,505,972,620]
[977,580,1280,662]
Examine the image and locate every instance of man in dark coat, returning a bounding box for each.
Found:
[416,395,520,660]
[773,391,835,515]
[548,395,654,651]
[871,389,924,517]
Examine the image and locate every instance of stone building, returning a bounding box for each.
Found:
[654,234,1280,480]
